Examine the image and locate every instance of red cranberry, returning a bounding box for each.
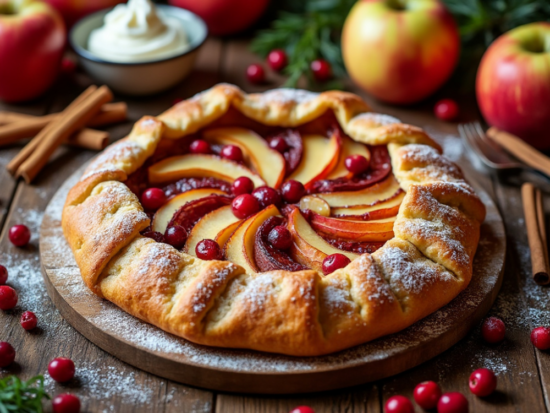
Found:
[246,64,265,84]
[9,224,30,247]
[437,392,469,413]
[310,59,332,82]
[165,226,187,250]
[345,155,370,174]
[268,226,292,250]
[48,357,75,383]
[481,317,506,344]
[281,180,305,204]
[0,285,18,310]
[469,368,497,397]
[0,342,15,367]
[322,254,351,275]
[141,188,166,211]
[221,144,243,162]
[52,394,81,413]
[232,176,254,196]
[232,194,260,219]
[61,57,76,74]
[0,265,7,284]
[190,139,212,154]
[413,380,441,410]
[20,311,37,330]
[268,136,289,153]
[531,326,550,350]
[385,395,414,413]
[267,49,287,72]
[252,186,281,209]
[196,239,222,261]
[289,407,315,413]
[434,99,459,122]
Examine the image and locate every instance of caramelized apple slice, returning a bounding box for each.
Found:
[152,188,227,233]
[299,195,331,217]
[224,205,280,274]
[254,216,306,272]
[203,127,286,188]
[332,191,404,220]
[316,175,401,208]
[148,154,266,187]
[288,132,341,188]
[327,136,371,180]
[215,221,242,248]
[185,205,241,255]
[309,213,395,242]
[287,208,358,272]
[322,237,385,254]
[164,177,232,198]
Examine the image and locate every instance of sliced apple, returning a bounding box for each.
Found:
[288,132,341,188]
[309,214,395,242]
[152,188,226,233]
[288,208,358,272]
[148,154,266,187]
[224,205,280,275]
[203,127,286,188]
[316,175,402,208]
[327,136,371,180]
[332,191,405,220]
[185,205,241,255]
[215,220,242,248]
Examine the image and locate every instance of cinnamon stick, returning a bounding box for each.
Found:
[17,85,113,183]
[522,183,550,285]
[67,129,109,150]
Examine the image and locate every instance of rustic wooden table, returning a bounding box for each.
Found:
[1,38,549,412]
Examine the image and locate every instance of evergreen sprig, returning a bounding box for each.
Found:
[0,375,50,413]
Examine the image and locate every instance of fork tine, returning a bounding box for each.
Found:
[459,123,487,161]
[459,123,500,168]
[473,121,503,152]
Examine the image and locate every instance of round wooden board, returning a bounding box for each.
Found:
[40,166,505,394]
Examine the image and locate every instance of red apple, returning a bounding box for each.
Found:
[477,22,550,150]
[168,0,269,36]
[342,0,460,104]
[0,0,65,102]
[43,0,126,27]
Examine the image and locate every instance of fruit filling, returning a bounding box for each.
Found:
[126,125,403,275]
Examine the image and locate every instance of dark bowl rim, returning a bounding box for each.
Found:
[69,4,208,66]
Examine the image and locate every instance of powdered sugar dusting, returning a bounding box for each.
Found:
[253,88,319,105]
[351,112,401,126]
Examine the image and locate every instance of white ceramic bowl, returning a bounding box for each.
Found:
[70,5,207,96]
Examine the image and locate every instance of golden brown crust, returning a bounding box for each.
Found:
[62,84,486,356]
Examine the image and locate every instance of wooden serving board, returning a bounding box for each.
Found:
[39,166,505,394]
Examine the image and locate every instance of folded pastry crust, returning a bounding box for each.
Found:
[62,84,486,356]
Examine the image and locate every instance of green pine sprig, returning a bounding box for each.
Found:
[0,375,50,413]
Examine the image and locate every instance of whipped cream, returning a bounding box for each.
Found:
[88,0,189,63]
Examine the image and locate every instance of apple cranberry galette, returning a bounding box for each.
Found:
[62,84,486,356]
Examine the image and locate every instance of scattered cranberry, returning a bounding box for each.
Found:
[481,317,506,344]
[345,154,370,174]
[322,253,351,275]
[290,407,314,413]
[232,176,254,196]
[9,224,30,247]
[531,326,550,350]
[0,285,18,310]
[232,194,260,219]
[0,265,7,285]
[413,380,441,410]
[221,144,243,162]
[52,394,81,413]
[172,97,183,105]
[252,186,281,209]
[190,139,212,154]
[268,136,289,153]
[60,57,76,74]
[385,395,414,413]
[196,239,222,261]
[246,64,265,84]
[437,392,468,413]
[140,188,166,211]
[281,180,305,204]
[48,357,75,383]
[0,342,15,367]
[434,99,459,122]
[268,226,292,250]
[20,311,38,330]
[469,368,497,397]
[310,59,331,82]
[267,49,287,72]
[165,226,187,250]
